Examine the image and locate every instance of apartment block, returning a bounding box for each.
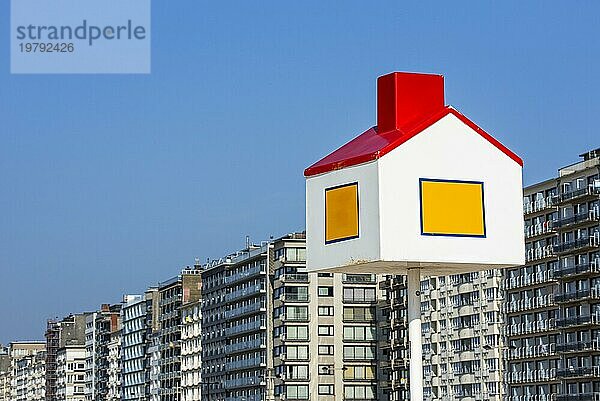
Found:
[200,233,388,401]
[46,314,88,401]
[13,350,46,401]
[56,344,86,401]
[181,299,202,401]
[9,342,46,401]
[84,304,122,401]
[157,269,202,401]
[506,148,600,401]
[383,269,505,401]
[0,346,9,401]
[121,288,159,401]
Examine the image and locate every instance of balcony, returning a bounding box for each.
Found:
[557,366,600,379]
[223,375,264,389]
[279,273,309,283]
[225,302,266,320]
[504,294,555,313]
[506,368,556,383]
[505,396,555,401]
[280,294,309,303]
[224,356,266,371]
[505,319,556,336]
[554,261,600,278]
[343,274,377,284]
[553,236,600,254]
[280,313,310,322]
[224,285,265,303]
[555,287,600,303]
[505,343,555,360]
[557,393,600,401]
[556,339,600,353]
[524,197,555,215]
[224,320,265,337]
[505,270,556,289]
[554,209,600,229]
[343,297,377,304]
[525,221,557,239]
[526,246,556,263]
[223,265,266,286]
[225,338,265,354]
[556,313,600,328]
[553,187,600,205]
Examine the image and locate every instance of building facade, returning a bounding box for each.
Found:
[13,350,46,401]
[121,289,159,401]
[56,345,86,401]
[201,233,388,401]
[181,299,202,401]
[0,346,9,401]
[506,148,600,401]
[157,270,202,401]
[9,342,46,401]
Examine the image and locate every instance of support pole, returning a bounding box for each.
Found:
[407,267,423,401]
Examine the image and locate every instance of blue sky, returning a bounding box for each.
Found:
[1,1,599,343]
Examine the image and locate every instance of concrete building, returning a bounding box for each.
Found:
[181,299,202,401]
[505,148,600,401]
[47,314,88,401]
[56,345,86,401]
[157,269,202,401]
[9,342,46,401]
[0,346,11,401]
[200,233,388,401]
[13,350,46,401]
[121,289,159,401]
[107,330,121,401]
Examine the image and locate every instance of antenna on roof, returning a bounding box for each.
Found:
[246,235,251,249]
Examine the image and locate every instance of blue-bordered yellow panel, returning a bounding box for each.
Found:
[325,182,359,244]
[420,179,486,237]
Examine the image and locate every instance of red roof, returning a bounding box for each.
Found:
[304,73,522,177]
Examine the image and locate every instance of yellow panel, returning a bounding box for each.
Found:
[420,179,485,237]
[325,183,359,243]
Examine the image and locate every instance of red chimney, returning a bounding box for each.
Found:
[377,72,445,134]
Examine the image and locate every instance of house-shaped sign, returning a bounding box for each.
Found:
[305,72,525,274]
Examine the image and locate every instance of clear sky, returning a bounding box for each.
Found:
[1,1,599,343]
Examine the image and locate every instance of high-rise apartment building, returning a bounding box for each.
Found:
[181,299,202,401]
[0,346,10,401]
[383,270,505,401]
[201,233,388,401]
[506,148,600,401]
[157,269,202,401]
[13,350,46,401]
[46,314,88,401]
[121,288,159,401]
[9,342,46,401]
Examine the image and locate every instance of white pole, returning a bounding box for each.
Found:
[407,267,423,401]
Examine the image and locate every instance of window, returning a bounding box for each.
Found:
[287,385,309,400]
[318,325,334,336]
[286,326,308,341]
[319,365,334,375]
[343,287,376,303]
[319,345,334,355]
[286,365,309,380]
[286,306,308,321]
[343,326,376,341]
[343,307,375,322]
[318,385,334,395]
[344,385,376,400]
[318,306,334,316]
[286,346,309,360]
[344,365,376,380]
[318,286,334,297]
[343,346,375,360]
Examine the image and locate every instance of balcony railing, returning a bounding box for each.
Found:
[504,294,555,313]
[557,366,600,379]
[524,197,555,215]
[555,287,600,303]
[554,261,600,278]
[557,393,600,401]
[525,221,557,239]
[505,319,556,336]
[556,313,600,328]
[505,270,555,289]
[553,235,600,254]
[280,313,310,322]
[553,187,600,204]
[505,395,555,401]
[554,209,600,229]
[506,368,556,383]
[279,273,309,283]
[224,302,266,319]
[224,285,265,303]
[223,265,266,286]
[343,274,377,284]
[526,245,556,262]
[504,343,555,360]
[556,339,600,353]
[224,320,265,337]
